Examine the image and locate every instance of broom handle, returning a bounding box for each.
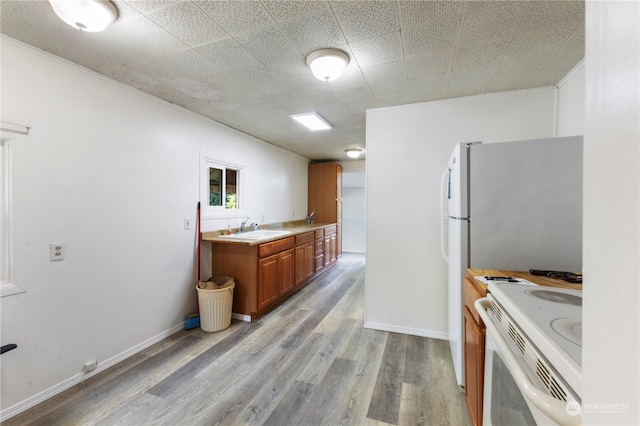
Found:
[197,202,201,282]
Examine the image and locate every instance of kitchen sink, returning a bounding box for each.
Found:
[218,229,292,240]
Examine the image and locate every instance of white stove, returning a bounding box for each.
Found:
[487,282,582,396]
[477,282,583,425]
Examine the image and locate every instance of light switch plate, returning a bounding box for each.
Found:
[50,243,65,261]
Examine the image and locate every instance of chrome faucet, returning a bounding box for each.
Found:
[240,218,250,232]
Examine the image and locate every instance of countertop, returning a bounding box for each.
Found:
[467,268,582,292]
[202,221,336,245]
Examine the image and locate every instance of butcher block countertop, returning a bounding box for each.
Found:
[202,221,336,245]
[467,268,583,292]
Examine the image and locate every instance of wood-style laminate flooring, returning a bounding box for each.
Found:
[4,254,470,426]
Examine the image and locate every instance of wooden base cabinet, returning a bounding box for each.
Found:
[463,276,487,426]
[295,232,315,286]
[258,248,294,310]
[210,226,338,321]
[324,226,337,267]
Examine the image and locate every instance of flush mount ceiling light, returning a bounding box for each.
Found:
[290,112,332,131]
[306,48,349,81]
[345,148,362,159]
[48,0,118,32]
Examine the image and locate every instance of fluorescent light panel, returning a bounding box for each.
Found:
[290,112,332,131]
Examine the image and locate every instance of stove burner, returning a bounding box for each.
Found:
[525,289,582,306]
[551,317,582,346]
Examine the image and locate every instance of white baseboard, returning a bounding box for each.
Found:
[363,321,449,341]
[231,312,251,322]
[0,322,185,423]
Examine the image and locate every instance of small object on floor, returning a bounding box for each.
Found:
[184,314,200,330]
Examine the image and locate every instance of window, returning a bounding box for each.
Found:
[200,154,246,218]
[1,133,26,297]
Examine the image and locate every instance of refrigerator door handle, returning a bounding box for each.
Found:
[440,169,449,263]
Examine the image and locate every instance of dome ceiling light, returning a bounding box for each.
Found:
[345,148,362,159]
[306,48,349,82]
[48,0,118,32]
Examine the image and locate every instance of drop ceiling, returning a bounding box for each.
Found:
[0,0,584,161]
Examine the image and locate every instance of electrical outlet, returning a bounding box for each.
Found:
[184,217,191,230]
[49,243,65,261]
[261,214,265,222]
[291,210,295,218]
[83,360,97,373]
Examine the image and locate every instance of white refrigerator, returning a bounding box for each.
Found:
[440,136,583,387]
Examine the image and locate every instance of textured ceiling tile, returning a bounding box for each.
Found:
[398,1,463,29]
[448,68,494,99]
[127,50,221,85]
[280,10,346,54]
[164,75,223,99]
[528,27,585,88]
[261,0,330,22]
[194,0,274,36]
[463,1,516,14]
[452,38,507,76]
[0,1,84,49]
[101,65,163,93]
[405,49,453,82]
[109,0,144,23]
[235,25,307,78]
[350,31,403,67]
[195,38,265,71]
[522,1,585,33]
[47,41,113,72]
[147,1,228,47]
[75,31,147,69]
[361,60,410,106]
[144,83,197,107]
[402,17,459,56]
[107,15,187,57]
[0,0,586,161]
[332,1,399,42]
[121,0,180,15]
[459,1,528,45]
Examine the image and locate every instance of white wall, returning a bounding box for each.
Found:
[583,2,639,424]
[556,60,585,137]
[0,37,308,418]
[365,87,556,336]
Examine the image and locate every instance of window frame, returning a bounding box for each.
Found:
[200,153,247,219]
[1,138,25,297]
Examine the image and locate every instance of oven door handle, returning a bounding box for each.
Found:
[475,298,581,426]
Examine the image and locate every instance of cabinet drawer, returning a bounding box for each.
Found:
[259,237,295,258]
[314,229,324,239]
[464,277,486,327]
[295,231,314,245]
[324,225,337,236]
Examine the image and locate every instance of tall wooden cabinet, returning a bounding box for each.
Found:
[308,162,342,259]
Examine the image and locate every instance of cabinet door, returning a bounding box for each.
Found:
[328,234,337,265]
[295,244,307,285]
[464,306,485,426]
[258,255,279,310]
[305,242,315,278]
[280,249,295,295]
[324,237,331,267]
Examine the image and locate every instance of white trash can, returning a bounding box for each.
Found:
[196,277,234,332]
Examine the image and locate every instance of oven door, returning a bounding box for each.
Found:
[475,298,581,426]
